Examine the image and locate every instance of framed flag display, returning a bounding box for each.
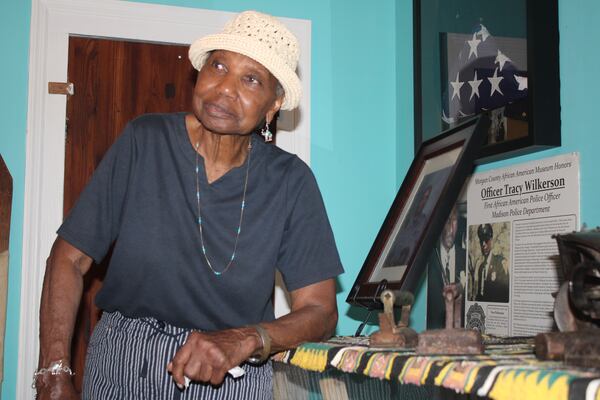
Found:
[346,115,489,309]
[413,0,560,163]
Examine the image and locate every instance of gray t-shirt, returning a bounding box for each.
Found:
[58,113,343,330]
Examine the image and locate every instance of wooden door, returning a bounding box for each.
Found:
[0,156,12,384]
[64,36,196,391]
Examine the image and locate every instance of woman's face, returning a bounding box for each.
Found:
[192,50,283,135]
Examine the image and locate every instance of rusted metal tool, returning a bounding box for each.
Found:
[417,283,483,355]
[370,290,418,348]
[535,230,600,368]
[535,330,600,367]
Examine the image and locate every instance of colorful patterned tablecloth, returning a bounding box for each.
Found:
[273,336,600,400]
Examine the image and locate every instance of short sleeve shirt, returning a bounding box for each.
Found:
[58,113,344,330]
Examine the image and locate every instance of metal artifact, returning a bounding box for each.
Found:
[417,283,483,355]
[370,290,418,348]
[535,229,600,368]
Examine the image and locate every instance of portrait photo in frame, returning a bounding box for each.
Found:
[413,0,560,163]
[347,116,490,309]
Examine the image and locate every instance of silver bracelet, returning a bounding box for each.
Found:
[32,359,74,388]
[247,324,271,364]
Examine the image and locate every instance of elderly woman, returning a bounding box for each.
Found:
[35,11,343,400]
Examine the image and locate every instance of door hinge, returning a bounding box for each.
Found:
[48,82,74,96]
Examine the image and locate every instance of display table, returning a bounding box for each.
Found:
[272,336,600,400]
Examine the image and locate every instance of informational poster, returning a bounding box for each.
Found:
[464,153,580,336]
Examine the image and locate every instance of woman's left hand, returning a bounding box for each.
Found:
[167,327,260,387]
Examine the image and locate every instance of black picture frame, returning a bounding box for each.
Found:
[347,116,490,309]
[413,0,560,164]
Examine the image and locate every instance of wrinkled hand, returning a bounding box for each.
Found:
[35,374,79,400]
[167,328,259,388]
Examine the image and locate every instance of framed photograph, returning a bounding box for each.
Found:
[413,0,560,163]
[347,116,490,309]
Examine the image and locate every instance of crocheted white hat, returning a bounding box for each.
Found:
[189,11,301,111]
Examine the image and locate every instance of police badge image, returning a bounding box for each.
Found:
[466,303,486,332]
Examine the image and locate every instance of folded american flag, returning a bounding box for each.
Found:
[441,24,528,125]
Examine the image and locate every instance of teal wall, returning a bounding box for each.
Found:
[1,0,599,397]
[557,0,600,225]
[0,1,30,399]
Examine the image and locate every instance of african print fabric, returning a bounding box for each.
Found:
[273,336,600,400]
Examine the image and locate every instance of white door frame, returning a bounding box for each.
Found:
[20,0,310,396]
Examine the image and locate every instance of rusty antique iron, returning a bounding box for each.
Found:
[370,290,418,348]
[535,229,600,368]
[536,331,600,368]
[417,283,483,355]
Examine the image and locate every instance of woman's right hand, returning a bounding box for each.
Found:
[35,374,79,400]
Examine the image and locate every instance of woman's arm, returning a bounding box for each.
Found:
[263,278,338,350]
[168,278,338,387]
[36,237,93,399]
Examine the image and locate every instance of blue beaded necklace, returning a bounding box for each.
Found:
[194,138,252,276]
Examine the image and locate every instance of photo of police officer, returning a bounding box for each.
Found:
[468,222,510,303]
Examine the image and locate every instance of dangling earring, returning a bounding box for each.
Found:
[261,120,273,142]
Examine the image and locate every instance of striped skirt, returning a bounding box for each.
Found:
[82,311,273,400]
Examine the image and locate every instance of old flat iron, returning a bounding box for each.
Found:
[370,290,418,348]
[535,229,600,368]
[417,282,483,355]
